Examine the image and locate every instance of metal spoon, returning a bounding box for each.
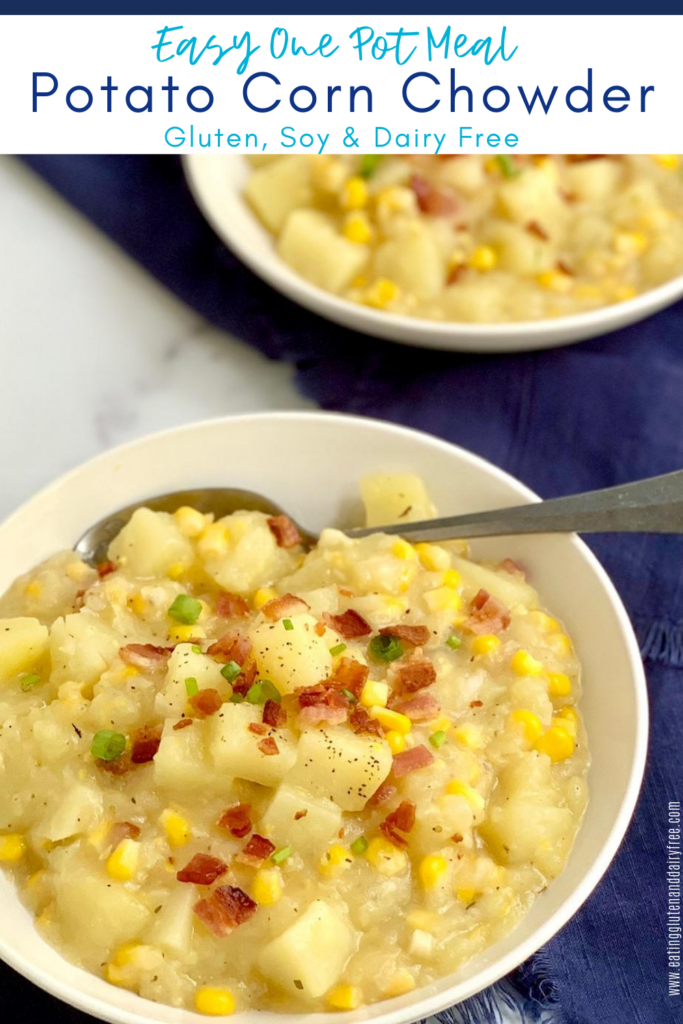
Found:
[74,469,683,568]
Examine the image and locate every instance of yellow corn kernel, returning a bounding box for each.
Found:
[105,943,140,986]
[379,594,408,616]
[443,569,462,590]
[527,610,559,632]
[535,724,575,762]
[0,834,26,862]
[536,270,573,293]
[391,539,417,561]
[415,542,450,572]
[419,854,449,891]
[24,580,42,597]
[557,706,579,726]
[341,176,369,210]
[320,844,353,878]
[548,632,573,656]
[424,586,463,613]
[327,985,363,1010]
[546,671,572,698]
[343,212,372,245]
[511,650,544,677]
[398,563,417,593]
[365,837,408,876]
[552,713,577,739]
[382,971,415,998]
[369,707,412,735]
[252,868,283,905]
[160,809,191,847]
[112,942,139,968]
[87,819,113,850]
[351,273,369,289]
[169,624,206,643]
[26,868,46,890]
[360,679,389,709]
[385,729,406,754]
[485,157,501,174]
[365,278,400,309]
[653,154,680,170]
[472,634,501,657]
[457,887,477,905]
[639,206,673,230]
[614,231,648,257]
[614,284,638,302]
[376,185,414,215]
[406,909,438,931]
[174,505,206,538]
[453,723,484,749]
[123,665,139,679]
[253,587,278,610]
[468,245,498,272]
[510,709,544,746]
[195,988,236,1016]
[167,562,190,581]
[446,779,485,812]
[198,522,231,559]
[106,838,140,881]
[433,715,452,733]
[130,594,147,616]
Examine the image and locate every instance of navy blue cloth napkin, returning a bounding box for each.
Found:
[16,155,683,1024]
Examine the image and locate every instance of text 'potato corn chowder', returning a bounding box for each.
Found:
[0,475,588,1015]
[245,153,683,322]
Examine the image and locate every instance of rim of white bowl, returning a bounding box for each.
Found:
[183,155,683,354]
[0,412,649,1024]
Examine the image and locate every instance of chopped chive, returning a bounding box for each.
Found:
[341,688,357,703]
[446,634,462,650]
[91,729,126,761]
[191,644,203,654]
[229,693,244,703]
[369,635,404,663]
[20,673,42,692]
[429,730,448,749]
[221,660,243,683]
[497,154,519,178]
[185,677,199,697]
[330,642,347,657]
[271,845,292,864]
[246,679,281,705]
[282,618,294,631]
[350,836,368,855]
[359,154,383,178]
[168,594,202,625]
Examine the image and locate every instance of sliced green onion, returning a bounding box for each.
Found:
[446,634,462,650]
[369,635,404,663]
[271,845,292,864]
[229,693,244,703]
[341,688,357,703]
[330,642,347,657]
[91,729,126,761]
[497,154,519,178]
[191,644,203,654]
[20,673,42,692]
[282,618,294,631]
[185,677,199,697]
[359,154,383,178]
[246,679,281,705]
[168,594,202,625]
[350,836,368,855]
[429,730,448,749]
[221,660,242,683]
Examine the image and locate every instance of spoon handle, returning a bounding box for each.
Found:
[347,469,683,542]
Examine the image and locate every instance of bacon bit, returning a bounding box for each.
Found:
[349,705,382,736]
[368,780,397,807]
[296,683,332,707]
[315,621,326,637]
[447,263,467,285]
[218,803,252,838]
[258,736,279,756]
[392,744,435,778]
[526,221,548,241]
[395,657,437,693]
[263,700,287,728]
[470,700,483,708]
[379,624,430,647]
[299,704,348,727]
[329,657,369,698]
[323,609,372,640]
[380,799,416,847]
[193,885,257,937]
[464,589,511,635]
[248,722,268,735]
[236,834,276,867]
[267,515,302,549]
[294,810,308,821]
[130,724,163,764]
[120,643,173,670]
[338,588,354,598]
[216,592,250,619]
[173,717,194,730]
[391,693,441,721]
[108,821,141,848]
[97,560,117,578]
[207,632,251,665]
[410,174,459,217]
[189,688,223,718]
[499,558,525,579]
[232,660,258,696]
[556,259,574,277]
[177,853,228,885]
[262,593,310,622]
[451,833,464,844]
[566,154,607,163]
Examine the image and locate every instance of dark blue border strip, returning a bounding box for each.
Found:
[0,4,679,14]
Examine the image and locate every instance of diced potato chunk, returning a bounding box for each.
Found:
[497,169,567,229]
[451,555,538,611]
[0,617,49,684]
[147,885,196,956]
[278,210,368,294]
[49,612,120,687]
[287,727,392,811]
[260,784,342,852]
[154,719,215,791]
[565,159,623,202]
[54,872,150,957]
[249,614,332,695]
[108,509,194,578]
[361,474,437,527]
[198,511,294,595]
[209,704,297,786]
[258,899,356,999]
[39,783,103,841]
[157,644,227,717]
[246,156,314,233]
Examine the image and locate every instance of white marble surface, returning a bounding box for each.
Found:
[0,156,313,521]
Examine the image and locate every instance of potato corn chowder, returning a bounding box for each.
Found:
[0,475,588,1015]
[245,153,683,323]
